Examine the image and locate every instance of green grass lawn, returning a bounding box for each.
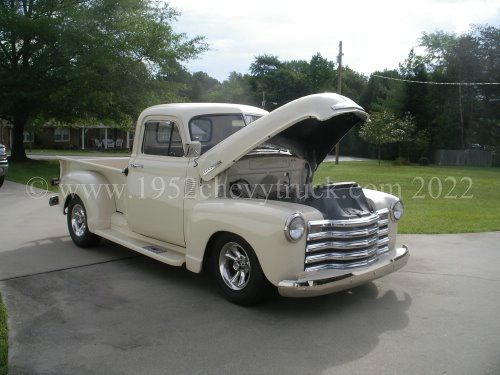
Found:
[6,160,60,192]
[6,159,500,234]
[0,294,7,375]
[2,160,497,375]
[314,161,500,234]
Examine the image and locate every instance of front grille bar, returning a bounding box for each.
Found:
[305,246,379,264]
[305,208,390,272]
[307,226,379,241]
[308,213,379,229]
[305,255,380,273]
[306,236,379,253]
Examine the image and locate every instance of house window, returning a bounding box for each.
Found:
[23,132,33,142]
[54,128,70,142]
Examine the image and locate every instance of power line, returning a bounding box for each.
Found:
[371,74,500,86]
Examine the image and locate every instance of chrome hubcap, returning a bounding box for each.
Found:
[219,242,251,290]
[71,204,86,238]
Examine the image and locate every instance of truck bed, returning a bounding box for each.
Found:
[59,156,129,212]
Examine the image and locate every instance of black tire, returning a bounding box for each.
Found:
[211,234,274,306]
[0,175,4,188]
[67,195,101,248]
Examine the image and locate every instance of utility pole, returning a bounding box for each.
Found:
[458,84,465,149]
[335,41,343,164]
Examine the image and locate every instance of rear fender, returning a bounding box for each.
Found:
[60,171,116,232]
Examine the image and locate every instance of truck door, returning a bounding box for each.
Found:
[126,118,188,246]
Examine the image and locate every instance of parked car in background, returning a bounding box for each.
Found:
[0,144,8,187]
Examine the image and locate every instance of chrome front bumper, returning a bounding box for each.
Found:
[278,246,409,297]
[0,160,8,176]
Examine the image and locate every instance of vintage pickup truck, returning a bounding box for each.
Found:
[50,93,409,305]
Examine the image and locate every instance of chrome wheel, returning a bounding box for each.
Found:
[71,203,86,238]
[67,196,100,248]
[218,242,251,290]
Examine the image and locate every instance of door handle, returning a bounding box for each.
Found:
[129,162,144,168]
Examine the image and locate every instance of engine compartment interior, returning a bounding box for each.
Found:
[221,154,311,202]
[220,153,373,220]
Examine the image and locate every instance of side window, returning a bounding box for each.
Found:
[142,121,184,157]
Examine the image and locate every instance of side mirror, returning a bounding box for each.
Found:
[186,141,201,157]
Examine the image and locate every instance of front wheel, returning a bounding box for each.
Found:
[212,234,273,306]
[67,195,101,248]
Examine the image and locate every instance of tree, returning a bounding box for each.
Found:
[0,0,207,161]
[249,54,309,108]
[340,67,367,104]
[361,69,400,112]
[418,25,500,149]
[205,72,255,105]
[185,71,220,102]
[359,111,398,165]
[413,129,431,162]
[392,112,416,160]
[308,52,336,92]
[249,54,282,77]
[398,49,433,138]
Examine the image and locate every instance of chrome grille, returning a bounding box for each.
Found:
[305,208,390,272]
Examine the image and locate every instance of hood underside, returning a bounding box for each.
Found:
[197,93,369,181]
[266,112,365,169]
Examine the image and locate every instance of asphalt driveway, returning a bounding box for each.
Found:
[1,180,499,375]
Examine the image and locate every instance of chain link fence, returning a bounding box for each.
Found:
[434,149,493,167]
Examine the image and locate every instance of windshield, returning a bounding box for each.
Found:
[189,113,262,155]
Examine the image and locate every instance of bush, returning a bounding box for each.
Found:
[393,157,411,165]
[418,157,429,166]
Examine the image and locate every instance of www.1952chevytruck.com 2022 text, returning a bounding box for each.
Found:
[50,93,409,305]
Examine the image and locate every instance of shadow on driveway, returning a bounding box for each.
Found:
[2,241,411,375]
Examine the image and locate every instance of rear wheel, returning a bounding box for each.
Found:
[0,175,4,187]
[212,234,273,306]
[67,195,101,248]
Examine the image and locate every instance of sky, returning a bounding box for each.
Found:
[168,0,500,82]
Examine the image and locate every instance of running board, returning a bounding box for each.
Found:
[94,228,185,267]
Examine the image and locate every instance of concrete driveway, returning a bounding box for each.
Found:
[1,180,499,375]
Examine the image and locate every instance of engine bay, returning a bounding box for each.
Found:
[220,153,373,220]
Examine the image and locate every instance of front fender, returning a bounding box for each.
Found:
[59,171,116,233]
[185,199,322,286]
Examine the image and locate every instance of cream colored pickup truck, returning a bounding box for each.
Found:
[50,93,409,305]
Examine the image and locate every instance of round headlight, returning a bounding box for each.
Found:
[284,214,306,242]
[391,200,404,221]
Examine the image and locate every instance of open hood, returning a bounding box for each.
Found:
[197,93,369,181]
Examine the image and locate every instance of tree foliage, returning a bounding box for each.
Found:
[0,0,207,160]
[418,25,500,150]
[205,72,255,104]
[359,111,399,164]
[357,25,499,160]
[1,10,497,164]
[179,25,498,162]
